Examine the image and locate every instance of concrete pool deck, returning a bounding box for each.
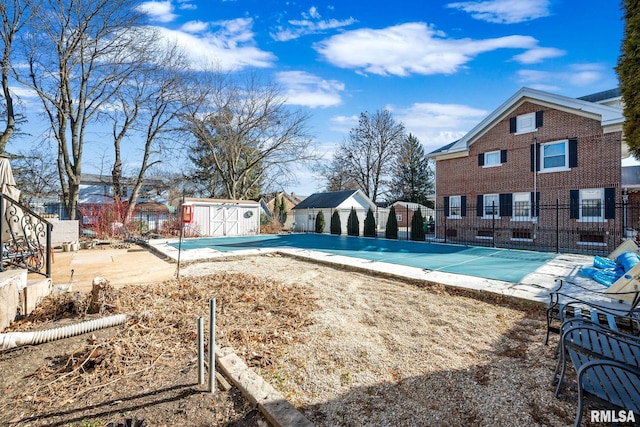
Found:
[147,237,601,305]
[44,236,604,305]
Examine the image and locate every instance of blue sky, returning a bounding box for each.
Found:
[12,0,624,197]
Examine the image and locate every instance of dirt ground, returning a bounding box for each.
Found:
[1,252,580,426]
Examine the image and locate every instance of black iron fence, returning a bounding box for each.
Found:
[26,201,181,240]
[296,201,639,256]
[437,201,638,256]
[22,200,640,256]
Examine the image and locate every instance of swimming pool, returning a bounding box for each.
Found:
[170,234,556,283]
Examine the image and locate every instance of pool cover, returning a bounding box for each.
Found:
[171,234,556,283]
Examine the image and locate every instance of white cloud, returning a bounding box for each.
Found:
[151,19,276,71]
[181,20,208,33]
[447,0,551,24]
[136,1,177,23]
[177,0,197,10]
[314,22,545,76]
[328,115,359,133]
[512,47,565,64]
[276,71,344,108]
[270,8,356,42]
[395,102,489,154]
[8,85,41,109]
[518,64,607,90]
[305,6,321,19]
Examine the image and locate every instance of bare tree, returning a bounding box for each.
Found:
[334,110,405,203]
[105,41,200,224]
[12,144,60,204]
[317,155,358,191]
[0,0,35,153]
[17,0,148,219]
[181,72,317,200]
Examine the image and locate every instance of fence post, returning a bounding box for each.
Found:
[46,223,52,278]
[444,213,447,244]
[406,204,409,240]
[556,199,560,253]
[491,201,496,248]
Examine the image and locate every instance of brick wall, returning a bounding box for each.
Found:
[435,102,623,253]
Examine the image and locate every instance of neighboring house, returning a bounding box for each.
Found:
[257,191,303,230]
[78,174,170,205]
[77,174,172,229]
[391,201,435,228]
[429,87,628,253]
[134,200,172,234]
[292,189,380,234]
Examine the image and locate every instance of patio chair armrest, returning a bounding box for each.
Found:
[553,291,639,311]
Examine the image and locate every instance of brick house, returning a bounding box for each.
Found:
[392,201,435,228]
[428,87,626,254]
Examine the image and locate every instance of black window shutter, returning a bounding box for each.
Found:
[605,188,616,219]
[530,144,540,172]
[461,196,467,217]
[531,192,540,217]
[478,153,484,166]
[500,149,507,164]
[569,138,578,168]
[477,195,484,216]
[570,190,579,219]
[530,144,535,172]
[509,117,517,133]
[444,197,450,217]
[535,110,544,128]
[499,193,513,217]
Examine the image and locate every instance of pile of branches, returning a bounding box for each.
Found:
[10,272,318,411]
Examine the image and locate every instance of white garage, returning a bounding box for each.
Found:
[182,198,260,237]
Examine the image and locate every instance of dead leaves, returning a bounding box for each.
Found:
[9,271,318,413]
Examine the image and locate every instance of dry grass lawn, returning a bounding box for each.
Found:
[1,253,577,426]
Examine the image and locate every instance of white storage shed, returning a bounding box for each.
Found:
[182,197,260,237]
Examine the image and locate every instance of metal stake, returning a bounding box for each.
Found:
[209,298,216,393]
[198,317,204,385]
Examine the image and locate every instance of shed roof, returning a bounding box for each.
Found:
[292,190,358,209]
[184,197,259,205]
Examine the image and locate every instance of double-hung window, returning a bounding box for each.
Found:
[484,151,500,167]
[449,196,461,218]
[540,140,569,172]
[478,149,507,167]
[580,188,603,220]
[570,188,615,221]
[483,194,499,218]
[512,192,531,220]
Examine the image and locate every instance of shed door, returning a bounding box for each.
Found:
[225,207,239,235]
[210,206,240,236]
[210,207,225,236]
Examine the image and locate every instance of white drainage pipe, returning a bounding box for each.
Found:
[0,314,128,350]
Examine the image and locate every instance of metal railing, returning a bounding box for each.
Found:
[295,201,640,256]
[438,200,634,256]
[0,193,53,277]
